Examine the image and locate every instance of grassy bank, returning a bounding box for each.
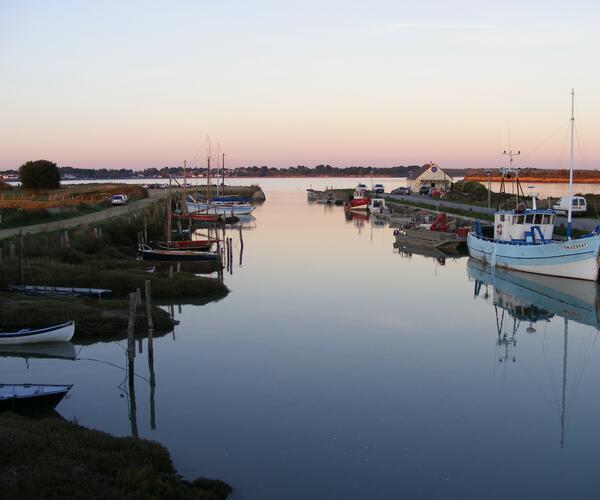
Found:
[0,204,228,341]
[0,413,231,499]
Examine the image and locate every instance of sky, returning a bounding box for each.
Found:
[1,0,600,170]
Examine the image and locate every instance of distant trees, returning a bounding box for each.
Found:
[19,160,60,189]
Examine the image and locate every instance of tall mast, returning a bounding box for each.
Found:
[222,152,226,192]
[206,137,211,204]
[567,89,575,240]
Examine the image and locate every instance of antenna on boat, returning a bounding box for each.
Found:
[567,89,575,240]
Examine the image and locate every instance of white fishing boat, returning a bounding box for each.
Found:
[0,321,75,345]
[467,90,600,281]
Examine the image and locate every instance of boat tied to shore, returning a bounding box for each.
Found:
[344,183,369,211]
[138,244,219,262]
[0,384,73,413]
[467,91,600,281]
[393,212,469,250]
[0,321,75,345]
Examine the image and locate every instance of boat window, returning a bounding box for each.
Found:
[542,214,551,224]
[525,214,534,224]
[534,214,543,224]
[515,215,524,224]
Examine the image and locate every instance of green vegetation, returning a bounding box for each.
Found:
[0,413,232,499]
[19,160,60,189]
[0,204,228,341]
[0,204,106,230]
[386,197,494,221]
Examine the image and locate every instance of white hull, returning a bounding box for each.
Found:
[0,321,75,345]
[186,202,255,216]
[467,233,600,281]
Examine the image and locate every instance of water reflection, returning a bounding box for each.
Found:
[468,258,600,448]
[0,341,76,364]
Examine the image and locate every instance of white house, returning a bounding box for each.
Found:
[410,163,454,190]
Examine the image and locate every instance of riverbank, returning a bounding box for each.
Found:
[0,205,229,341]
[0,413,231,499]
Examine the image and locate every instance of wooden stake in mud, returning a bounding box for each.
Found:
[169,265,173,279]
[144,216,148,244]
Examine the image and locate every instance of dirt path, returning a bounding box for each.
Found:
[0,190,166,241]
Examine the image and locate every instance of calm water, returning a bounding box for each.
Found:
[5,179,600,500]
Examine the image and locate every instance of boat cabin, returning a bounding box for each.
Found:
[494,209,556,243]
[368,197,387,213]
[354,183,368,198]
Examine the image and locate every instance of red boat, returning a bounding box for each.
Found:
[156,239,219,251]
[173,211,223,222]
[344,183,369,211]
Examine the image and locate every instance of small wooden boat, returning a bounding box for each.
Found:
[0,384,72,413]
[156,239,219,251]
[173,211,223,222]
[138,244,219,262]
[0,321,75,345]
[393,213,469,250]
[7,285,111,299]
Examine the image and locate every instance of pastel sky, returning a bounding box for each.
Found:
[1,0,600,170]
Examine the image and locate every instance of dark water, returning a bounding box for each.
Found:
[5,186,600,500]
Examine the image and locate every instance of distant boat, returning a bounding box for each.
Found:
[186,201,256,216]
[138,244,219,262]
[0,384,72,413]
[344,183,369,211]
[373,183,385,194]
[0,321,75,345]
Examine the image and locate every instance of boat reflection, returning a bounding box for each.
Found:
[0,341,77,367]
[394,242,468,266]
[468,258,600,447]
[468,258,600,330]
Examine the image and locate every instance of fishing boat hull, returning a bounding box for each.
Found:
[186,202,255,216]
[345,198,369,211]
[467,233,600,281]
[0,384,72,413]
[0,321,75,345]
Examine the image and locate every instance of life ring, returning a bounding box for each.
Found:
[496,223,503,236]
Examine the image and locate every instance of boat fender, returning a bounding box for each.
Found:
[393,230,399,236]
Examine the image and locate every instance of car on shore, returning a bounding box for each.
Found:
[418,186,431,196]
[391,186,412,196]
[110,194,129,206]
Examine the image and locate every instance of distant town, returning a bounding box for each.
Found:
[0,164,472,182]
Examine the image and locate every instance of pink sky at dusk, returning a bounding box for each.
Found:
[1,1,600,171]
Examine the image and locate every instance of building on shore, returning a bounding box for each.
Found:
[410,163,454,191]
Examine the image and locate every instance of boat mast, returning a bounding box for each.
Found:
[222,152,226,193]
[567,89,575,240]
[206,138,211,204]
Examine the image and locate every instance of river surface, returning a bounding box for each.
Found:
[5,178,600,500]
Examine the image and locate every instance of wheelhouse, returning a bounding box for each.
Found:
[494,209,556,243]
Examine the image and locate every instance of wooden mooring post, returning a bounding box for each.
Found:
[126,291,139,437]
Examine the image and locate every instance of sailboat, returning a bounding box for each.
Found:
[186,147,255,216]
[467,90,600,281]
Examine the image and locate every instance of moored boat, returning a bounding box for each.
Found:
[138,244,219,262]
[467,91,600,281]
[393,212,469,250]
[0,384,73,413]
[156,239,219,251]
[186,200,255,216]
[0,321,75,345]
[344,183,369,211]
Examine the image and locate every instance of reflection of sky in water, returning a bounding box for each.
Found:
[4,187,600,500]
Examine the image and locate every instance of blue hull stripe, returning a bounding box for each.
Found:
[0,322,73,339]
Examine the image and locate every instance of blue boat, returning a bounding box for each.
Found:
[468,90,600,281]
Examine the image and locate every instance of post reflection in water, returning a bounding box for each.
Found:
[468,257,600,448]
